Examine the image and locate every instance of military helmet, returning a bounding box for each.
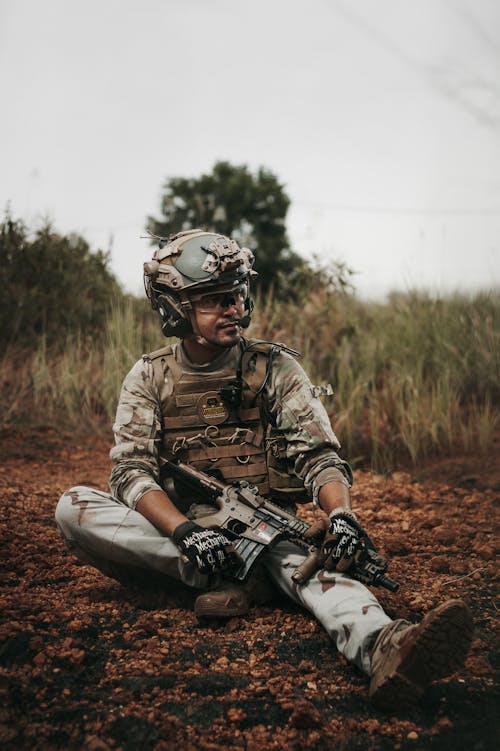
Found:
[144,229,256,337]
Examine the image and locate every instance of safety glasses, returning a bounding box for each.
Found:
[192,283,248,313]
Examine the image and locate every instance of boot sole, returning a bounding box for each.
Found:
[370,599,474,710]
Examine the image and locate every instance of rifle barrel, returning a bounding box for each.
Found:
[164,460,227,494]
[379,574,399,592]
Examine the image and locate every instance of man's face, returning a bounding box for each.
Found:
[191,285,247,350]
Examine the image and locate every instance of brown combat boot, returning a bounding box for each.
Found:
[194,568,274,621]
[369,599,473,710]
[194,583,250,620]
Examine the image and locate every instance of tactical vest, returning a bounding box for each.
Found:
[145,338,307,507]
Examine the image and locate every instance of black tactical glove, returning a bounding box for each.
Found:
[172,521,241,576]
[322,509,372,572]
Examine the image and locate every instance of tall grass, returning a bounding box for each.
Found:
[0,297,165,431]
[1,289,498,469]
[251,288,499,468]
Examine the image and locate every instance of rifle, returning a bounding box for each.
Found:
[161,459,398,592]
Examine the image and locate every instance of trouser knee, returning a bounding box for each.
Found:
[55,490,73,539]
[54,486,97,540]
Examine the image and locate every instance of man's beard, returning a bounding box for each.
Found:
[193,320,242,350]
[211,320,242,347]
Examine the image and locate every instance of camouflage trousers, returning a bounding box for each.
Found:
[55,486,392,674]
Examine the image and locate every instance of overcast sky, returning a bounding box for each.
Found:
[1,0,499,299]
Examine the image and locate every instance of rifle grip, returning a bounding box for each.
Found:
[291,548,324,585]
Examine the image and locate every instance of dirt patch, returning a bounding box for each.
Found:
[0,428,498,750]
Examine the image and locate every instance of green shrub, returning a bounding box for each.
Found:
[0,213,123,349]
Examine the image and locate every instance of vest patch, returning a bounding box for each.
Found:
[196,391,230,425]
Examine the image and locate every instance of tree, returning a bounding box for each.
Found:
[147,161,306,292]
[0,213,123,348]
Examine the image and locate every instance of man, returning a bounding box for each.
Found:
[55,229,473,710]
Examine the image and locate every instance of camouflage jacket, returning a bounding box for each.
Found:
[109,340,352,510]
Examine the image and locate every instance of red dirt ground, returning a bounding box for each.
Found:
[0,428,498,751]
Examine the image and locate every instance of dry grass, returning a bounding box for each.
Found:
[1,289,498,469]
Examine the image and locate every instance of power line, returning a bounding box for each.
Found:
[324,0,500,133]
[446,0,500,62]
[78,204,500,234]
[292,199,500,216]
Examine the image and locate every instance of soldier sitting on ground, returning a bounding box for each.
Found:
[55,230,473,709]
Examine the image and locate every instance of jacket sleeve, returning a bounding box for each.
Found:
[108,358,164,508]
[267,352,353,503]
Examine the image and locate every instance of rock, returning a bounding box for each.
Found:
[473,545,495,561]
[449,561,468,575]
[429,556,450,573]
[290,700,322,729]
[434,526,456,545]
[385,538,410,556]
